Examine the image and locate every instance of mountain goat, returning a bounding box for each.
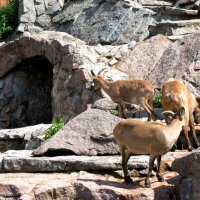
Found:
[113,107,185,187]
[162,78,200,151]
[91,68,156,121]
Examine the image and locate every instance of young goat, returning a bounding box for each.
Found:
[91,69,156,121]
[162,78,200,151]
[113,107,185,188]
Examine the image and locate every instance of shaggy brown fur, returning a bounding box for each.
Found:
[113,107,185,188]
[162,78,200,151]
[92,70,156,121]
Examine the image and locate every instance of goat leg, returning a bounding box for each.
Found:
[156,155,164,182]
[118,102,127,119]
[140,99,155,122]
[182,125,193,151]
[189,114,200,148]
[122,146,132,183]
[148,100,157,121]
[145,154,157,188]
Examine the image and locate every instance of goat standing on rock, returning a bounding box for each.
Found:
[91,68,156,121]
[113,107,186,188]
[162,78,200,151]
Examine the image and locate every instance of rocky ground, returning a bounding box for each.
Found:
[0,150,187,200]
[0,171,179,200]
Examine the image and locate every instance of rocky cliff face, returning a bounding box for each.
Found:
[16,0,200,45]
[1,31,200,129]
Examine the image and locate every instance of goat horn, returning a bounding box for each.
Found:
[107,76,113,82]
[162,110,175,116]
[91,70,96,77]
[98,68,108,76]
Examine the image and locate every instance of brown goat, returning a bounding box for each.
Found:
[162,78,200,151]
[113,107,185,187]
[91,69,156,121]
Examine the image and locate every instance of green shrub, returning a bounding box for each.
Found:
[0,0,18,41]
[153,91,162,108]
[110,109,119,116]
[44,118,65,140]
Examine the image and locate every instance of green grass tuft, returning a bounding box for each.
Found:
[44,118,65,140]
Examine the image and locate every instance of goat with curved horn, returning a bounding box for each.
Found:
[97,68,108,76]
[91,68,156,121]
[91,70,96,77]
[113,107,186,188]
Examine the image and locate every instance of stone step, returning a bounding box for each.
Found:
[0,124,51,139]
[158,19,200,26]
[0,150,189,173]
[164,7,199,16]
[150,19,200,37]
[0,124,51,153]
[0,150,150,173]
[144,6,199,16]
[140,0,171,6]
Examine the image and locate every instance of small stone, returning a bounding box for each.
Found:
[20,12,36,23]
[194,60,200,71]
[17,23,26,33]
[36,14,51,27]
[35,4,45,16]
[27,25,44,33]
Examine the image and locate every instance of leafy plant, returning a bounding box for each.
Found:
[153,91,162,108]
[110,109,119,116]
[44,118,65,140]
[0,0,18,41]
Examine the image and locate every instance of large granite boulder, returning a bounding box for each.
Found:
[16,0,200,45]
[148,33,200,94]
[17,0,154,45]
[33,109,121,156]
[115,34,172,80]
[171,148,200,176]
[171,148,200,200]
[52,0,154,45]
[115,33,200,95]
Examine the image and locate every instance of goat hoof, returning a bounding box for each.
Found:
[188,146,193,151]
[124,176,133,184]
[157,174,164,182]
[145,178,151,188]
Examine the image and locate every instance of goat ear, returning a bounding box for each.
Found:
[91,70,96,77]
[179,107,185,116]
[196,96,200,105]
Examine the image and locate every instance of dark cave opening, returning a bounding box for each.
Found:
[7,57,53,128]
